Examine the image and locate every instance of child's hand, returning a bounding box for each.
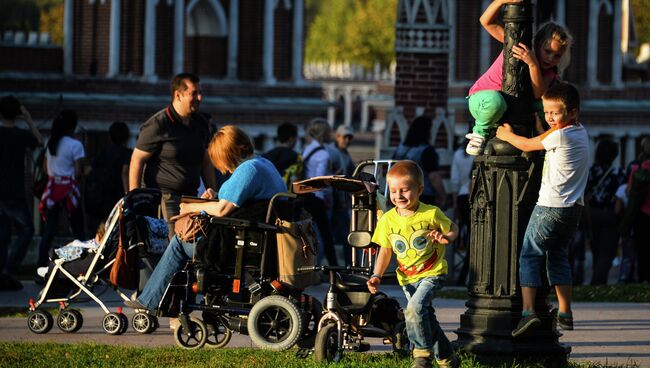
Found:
[427,230,449,245]
[512,42,538,67]
[367,276,381,294]
[201,188,217,199]
[496,123,513,140]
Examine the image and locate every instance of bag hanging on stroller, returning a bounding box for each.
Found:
[276,216,320,289]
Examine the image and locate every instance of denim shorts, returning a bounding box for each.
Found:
[519,205,582,287]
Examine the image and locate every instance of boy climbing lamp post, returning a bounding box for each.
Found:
[454,1,570,366]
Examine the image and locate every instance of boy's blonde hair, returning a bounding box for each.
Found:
[534,21,573,73]
[387,160,424,188]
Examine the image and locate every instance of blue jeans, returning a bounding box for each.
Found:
[0,200,35,275]
[401,276,454,360]
[519,205,582,287]
[137,235,194,310]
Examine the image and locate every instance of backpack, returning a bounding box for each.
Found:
[284,146,324,192]
[619,168,650,235]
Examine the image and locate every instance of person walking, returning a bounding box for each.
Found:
[327,125,356,265]
[129,73,217,239]
[585,140,626,285]
[37,110,86,269]
[0,96,43,290]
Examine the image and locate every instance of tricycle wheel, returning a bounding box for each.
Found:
[314,323,342,363]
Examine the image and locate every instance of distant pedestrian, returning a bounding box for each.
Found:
[497,82,589,337]
[393,115,447,208]
[327,125,356,265]
[262,122,299,182]
[129,73,217,239]
[302,118,337,266]
[0,96,43,290]
[585,139,625,285]
[37,110,86,269]
[450,137,474,285]
[84,121,132,234]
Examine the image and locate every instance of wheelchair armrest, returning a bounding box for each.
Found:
[208,216,276,231]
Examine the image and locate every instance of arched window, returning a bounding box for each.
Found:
[186,0,228,37]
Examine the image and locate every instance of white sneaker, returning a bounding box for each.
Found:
[36,267,48,278]
[465,133,486,155]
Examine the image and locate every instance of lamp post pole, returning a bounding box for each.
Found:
[454,1,570,366]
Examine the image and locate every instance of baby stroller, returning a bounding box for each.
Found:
[27,188,166,335]
[146,192,323,351]
[293,160,410,362]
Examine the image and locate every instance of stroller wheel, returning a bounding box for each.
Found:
[247,295,304,351]
[56,309,83,333]
[102,312,126,335]
[205,318,232,348]
[173,316,207,350]
[132,312,157,334]
[27,310,53,334]
[314,323,342,363]
[118,313,129,334]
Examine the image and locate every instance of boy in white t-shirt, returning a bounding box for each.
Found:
[496,82,589,337]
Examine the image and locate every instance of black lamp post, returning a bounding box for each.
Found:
[454,1,570,366]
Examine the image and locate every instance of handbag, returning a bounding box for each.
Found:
[170,211,211,243]
[275,217,320,289]
[110,211,139,289]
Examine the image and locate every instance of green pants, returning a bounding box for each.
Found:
[468,90,507,137]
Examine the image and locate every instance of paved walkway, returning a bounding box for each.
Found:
[1,282,649,367]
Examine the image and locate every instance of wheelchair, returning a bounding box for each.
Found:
[293,160,411,362]
[141,192,322,351]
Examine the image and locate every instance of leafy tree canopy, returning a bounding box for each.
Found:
[305,0,397,69]
[0,0,62,44]
[632,0,650,54]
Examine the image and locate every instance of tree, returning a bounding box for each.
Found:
[632,0,650,55]
[305,0,397,69]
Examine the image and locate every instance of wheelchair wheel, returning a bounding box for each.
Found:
[132,312,157,334]
[205,318,232,348]
[296,297,323,348]
[314,323,342,363]
[247,295,303,351]
[102,312,126,335]
[392,321,411,357]
[27,310,53,334]
[174,316,207,350]
[56,309,83,333]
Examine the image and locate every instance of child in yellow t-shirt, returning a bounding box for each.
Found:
[367,160,459,368]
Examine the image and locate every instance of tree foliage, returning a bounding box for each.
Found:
[305,0,398,69]
[0,0,63,45]
[632,0,650,52]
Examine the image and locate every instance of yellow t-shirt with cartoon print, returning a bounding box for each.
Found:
[371,202,452,286]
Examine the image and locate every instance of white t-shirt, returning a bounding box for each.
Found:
[538,123,590,207]
[46,136,85,177]
[450,148,475,196]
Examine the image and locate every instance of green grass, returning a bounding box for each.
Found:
[436,284,650,303]
[0,343,638,368]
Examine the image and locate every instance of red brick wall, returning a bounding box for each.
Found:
[155,2,174,78]
[0,46,62,73]
[563,0,588,84]
[73,0,111,76]
[273,5,293,81]
[597,7,613,84]
[395,52,449,122]
[238,0,264,80]
[185,36,228,77]
[454,0,481,82]
[120,0,145,76]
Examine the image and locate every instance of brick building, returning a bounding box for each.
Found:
[0,0,326,158]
